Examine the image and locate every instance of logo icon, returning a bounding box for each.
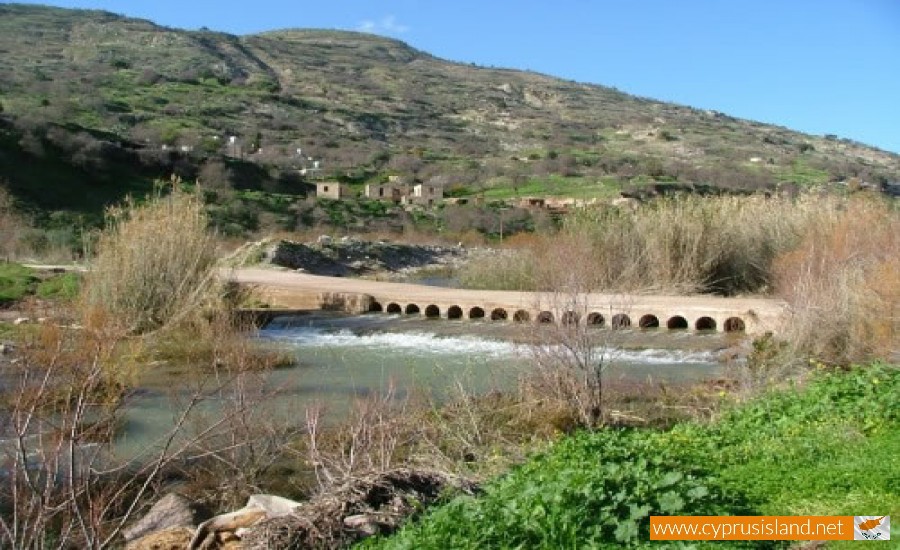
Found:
[854,516,890,541]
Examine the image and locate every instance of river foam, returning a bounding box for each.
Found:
[260,325,717,365]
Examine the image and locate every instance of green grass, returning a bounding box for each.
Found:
[35,272,80,300]
[670,365,899,549]
[777,159,830,187]
[365,364,898,548]
[0,263,38,304]
[480,176,620,200]
[0,263,81,305]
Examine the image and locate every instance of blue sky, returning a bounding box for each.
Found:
[9,0,900,153]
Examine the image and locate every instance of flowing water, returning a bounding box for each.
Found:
[116,312,740,456]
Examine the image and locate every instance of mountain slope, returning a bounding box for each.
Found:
[0,3,898,217]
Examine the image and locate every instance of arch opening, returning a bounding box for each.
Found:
[724,317,745,332]
[386,303,402,314]
[695,316,717,331]
[424,305,440,318]
[513,310,530,323]
[537,311,554,324]
[666,316,688,330]
[490,308,508,321]
[639,314,660,329]
[586,312,604,326]
[447,306,463,319]
[405,304,421,315]
[611,313,631,329]
[469,307,485,319]
[561,311,579,326]
[368,301,383,313]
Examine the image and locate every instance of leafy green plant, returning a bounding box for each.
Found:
[367,429,761,548]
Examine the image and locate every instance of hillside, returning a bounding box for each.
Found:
[1,4,898,226]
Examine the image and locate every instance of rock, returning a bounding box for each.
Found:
[611,197,641,211]
[188,495,302,550]
[317,235,333,245]
[123,493,201,542]
[244,494,303,517]
[343,514,380,536]
[125,526,193,550]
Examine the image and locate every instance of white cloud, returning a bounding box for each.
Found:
[358,15,409,35]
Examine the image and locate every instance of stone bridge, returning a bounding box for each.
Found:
[228,268,787,335]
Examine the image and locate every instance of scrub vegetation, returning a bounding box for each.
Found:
[1,4,899,243]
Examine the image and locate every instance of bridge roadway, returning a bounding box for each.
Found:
[228,268,787,335]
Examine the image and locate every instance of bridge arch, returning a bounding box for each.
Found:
[513,310,530,323]
[695,316,716,331]
[724,317,745,332]
[639,314,660,329]
[424,305,440,318]
[386,303,402,314]
[586,312,604,326]
[469,306,485,319]
[611,313,631,329]
[369,301,383,313]
[447,305,463,319]
[490,308,508,321]
[666,316,688,330]
[405,304,420,315]
[537,311,554,324]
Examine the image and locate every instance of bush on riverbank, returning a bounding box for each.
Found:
[460,194,840,295]
[80,179,220,334]
[463,196,897,295]
[365,363,899,548]
[774,198,900,364]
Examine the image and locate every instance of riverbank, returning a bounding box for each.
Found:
[365,363,899,548]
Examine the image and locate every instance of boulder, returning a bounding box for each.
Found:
[188,494,302,550]
[125,526,194,550]
[123,493,201,542]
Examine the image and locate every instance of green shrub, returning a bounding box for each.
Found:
[369,430,761,549]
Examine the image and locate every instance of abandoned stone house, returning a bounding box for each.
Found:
[363,180,444,207]
[403,183,444,206]
[315,181,351,199]
[364,183,405,203]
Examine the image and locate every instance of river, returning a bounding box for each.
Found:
[117,312,740,457]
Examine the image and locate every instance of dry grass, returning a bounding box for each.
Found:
[774,197,900,363]
[80,179,220,334]
[460,194,847,295]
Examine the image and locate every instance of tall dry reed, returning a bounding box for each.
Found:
[80,181,220,333]
[461,195,846,296]
[774,196,899,363]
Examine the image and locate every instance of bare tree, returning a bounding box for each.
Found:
[0,321,292,549]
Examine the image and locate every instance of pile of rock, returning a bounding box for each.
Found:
[268,237,467,277]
